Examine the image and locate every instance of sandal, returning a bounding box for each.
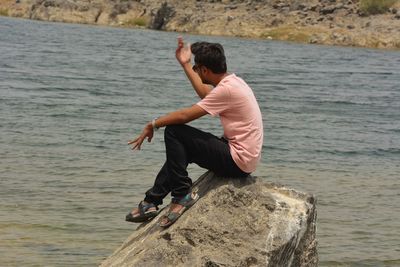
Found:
[125,201,159,223]
[159,191,199,228]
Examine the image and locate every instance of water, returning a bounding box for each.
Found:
[1,16,399,266]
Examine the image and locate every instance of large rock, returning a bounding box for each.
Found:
[151,2,175,30]
[100,171,318,267]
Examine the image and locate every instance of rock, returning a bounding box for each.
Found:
[298,3,307,11]
[326,15,334,21]
[320,4,344,15]
[310,4,320,12]
[225,5,238,10]
[320,5,337,14]
[271,17,284,26]
[299,11,308,18]
[357,9,367,17]
[151,2,175,30]
[289,2,307,11]
[100,171,318,267]
[395,11,400,19]
[346,8,354,15]
[309,35,320,44]
[273,3,290,9]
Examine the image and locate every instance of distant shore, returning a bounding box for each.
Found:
[1,0,400,50]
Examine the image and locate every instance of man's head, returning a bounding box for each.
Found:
[191,42,227,74]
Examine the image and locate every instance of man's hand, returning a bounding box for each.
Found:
[128,123,154,150]
[176,36,191,66]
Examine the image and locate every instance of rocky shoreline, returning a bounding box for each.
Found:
[1,0,400,49]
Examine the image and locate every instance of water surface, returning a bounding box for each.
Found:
[1,16,399,266]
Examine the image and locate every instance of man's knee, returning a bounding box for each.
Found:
[165,124,180,132]
[165,124,178,135]
[164,124,185,140]
[165,124,190,135]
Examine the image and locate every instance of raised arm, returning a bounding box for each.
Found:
[176,37,211,99]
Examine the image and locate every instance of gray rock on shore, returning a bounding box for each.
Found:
[100,171,318,267]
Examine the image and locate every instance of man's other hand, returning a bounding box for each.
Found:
[128,123,154,150]
[176,36,191,66]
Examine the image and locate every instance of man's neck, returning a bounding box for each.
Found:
[211,72,230,87]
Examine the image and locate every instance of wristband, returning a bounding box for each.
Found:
[151,118,159,131]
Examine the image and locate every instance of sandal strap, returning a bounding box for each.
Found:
[171,192,196,205]
[138,201,157,216]
[167,212,180,221]
[160,212,180,227]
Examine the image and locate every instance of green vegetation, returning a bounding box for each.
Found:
[125,17,148,27]
[0,8,9,16]
[359,0,398,15]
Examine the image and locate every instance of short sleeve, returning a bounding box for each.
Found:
[196,85,230,117]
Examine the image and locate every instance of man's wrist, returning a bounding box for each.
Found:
[151,118,159,131]
[181,61,191,68]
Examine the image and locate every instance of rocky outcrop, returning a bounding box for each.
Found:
[151,2,175,30]
[99,171,318,267]
[1,0,399,49]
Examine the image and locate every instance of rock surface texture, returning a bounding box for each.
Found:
[100,171,318,267]
[1,0,400,49]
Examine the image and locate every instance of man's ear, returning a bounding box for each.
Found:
[201,66,209,75]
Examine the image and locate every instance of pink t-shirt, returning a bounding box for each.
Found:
[196,74,263,173]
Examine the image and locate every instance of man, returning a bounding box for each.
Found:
[126,37,263,227]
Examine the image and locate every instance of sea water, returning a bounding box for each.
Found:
[1,16,399,266]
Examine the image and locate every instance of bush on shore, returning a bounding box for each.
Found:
[0,8,9,16]
[124,17,148,27]
[360,0,398,15]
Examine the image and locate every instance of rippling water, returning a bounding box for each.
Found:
[1,16,399,266]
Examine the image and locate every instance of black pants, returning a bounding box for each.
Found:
[144,124,249,206]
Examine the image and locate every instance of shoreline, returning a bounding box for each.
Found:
[3,15,400,53]
[1,0,400,50]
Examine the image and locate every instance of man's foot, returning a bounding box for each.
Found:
[159,203,185,225]
[159,192,199,228]
[125,201,159,223]
[129,201,157,217]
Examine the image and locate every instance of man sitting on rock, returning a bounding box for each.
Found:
[126,37,263,227]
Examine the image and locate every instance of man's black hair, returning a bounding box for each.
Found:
[191,42,227,74]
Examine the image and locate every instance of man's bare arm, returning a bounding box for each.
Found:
[181,62,212,99]
[154,104,207,128]
[176,37,211,99]
[128,105,207,150]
